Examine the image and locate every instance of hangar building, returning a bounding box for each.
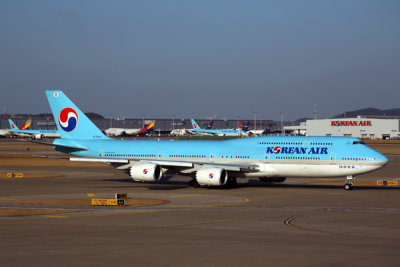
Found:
[306,117,400,139]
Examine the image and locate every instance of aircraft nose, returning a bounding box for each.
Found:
[382,155,389,166]
[377,153,389,167]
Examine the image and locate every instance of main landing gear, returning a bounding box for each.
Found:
[189,178,200,188]
[225,177,238,188]
[344,175,354,190]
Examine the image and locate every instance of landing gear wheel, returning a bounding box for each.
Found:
[344,183,353,190]
[225,177,238,188]
[189,178,200,188]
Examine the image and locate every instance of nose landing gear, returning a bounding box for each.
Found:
[344,175,354,190]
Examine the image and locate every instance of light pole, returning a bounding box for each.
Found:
[280,112,284,136]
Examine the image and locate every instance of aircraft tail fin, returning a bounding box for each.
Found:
[191,119,201,129]
[20,119,32,130]
[262,124,273,135]
[206,120,213,129]
[8,119,18,130]
[45,90,109,140]
[242,121,250,131]
[137,120,155,136]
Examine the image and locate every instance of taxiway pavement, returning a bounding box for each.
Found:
[0,141,399,266]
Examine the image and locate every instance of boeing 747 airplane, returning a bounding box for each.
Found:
[44,90,388,190]
[9,119,60,139]
[189,119,250,137]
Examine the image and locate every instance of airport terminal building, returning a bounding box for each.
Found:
[306,117,400,139]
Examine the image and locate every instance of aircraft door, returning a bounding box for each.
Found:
[302,137,311,149]
[210,151,216,161]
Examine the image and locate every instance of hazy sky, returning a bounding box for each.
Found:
[1,0,399,120]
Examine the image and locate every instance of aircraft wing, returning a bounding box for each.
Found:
[69,157,260,173]
[143,159,259,172]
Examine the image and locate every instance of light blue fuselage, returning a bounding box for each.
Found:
[54,135,387,178]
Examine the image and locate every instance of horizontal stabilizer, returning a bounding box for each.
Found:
[28,140,88,151]
[52,143,88,151]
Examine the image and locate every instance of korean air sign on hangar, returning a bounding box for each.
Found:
[331,120,372,127]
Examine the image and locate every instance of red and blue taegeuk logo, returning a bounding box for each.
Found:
[143,169,148,174]
[273,146,282,154]
[209,173,213,179]
[59,107,78,132]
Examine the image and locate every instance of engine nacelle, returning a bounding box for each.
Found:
[196,168,228,187]
[130,163,162,182]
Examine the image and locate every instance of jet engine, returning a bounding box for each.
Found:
[196,168,228,186]
[130,163,162,182]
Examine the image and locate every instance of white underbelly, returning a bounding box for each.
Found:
[245,163,382,178]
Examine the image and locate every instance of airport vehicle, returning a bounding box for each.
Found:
[44,90,388,190]
[105,121,155,137]
[189,119,249,136]
[9,119,60,139]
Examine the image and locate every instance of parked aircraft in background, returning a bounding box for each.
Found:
[247,123,274,136]
[19,119,32,130]
[8,119,59,139]
[205,120,214,129]
[170,129,189,136]
[0,129,11,137]
[188,119,250,136]
[104,121,155,137]
[0,118,32,137]
[170,120,225,136]
[136,121,155,136]
[42,90,388,190]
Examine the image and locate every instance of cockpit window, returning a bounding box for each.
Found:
[353,141,365,145]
